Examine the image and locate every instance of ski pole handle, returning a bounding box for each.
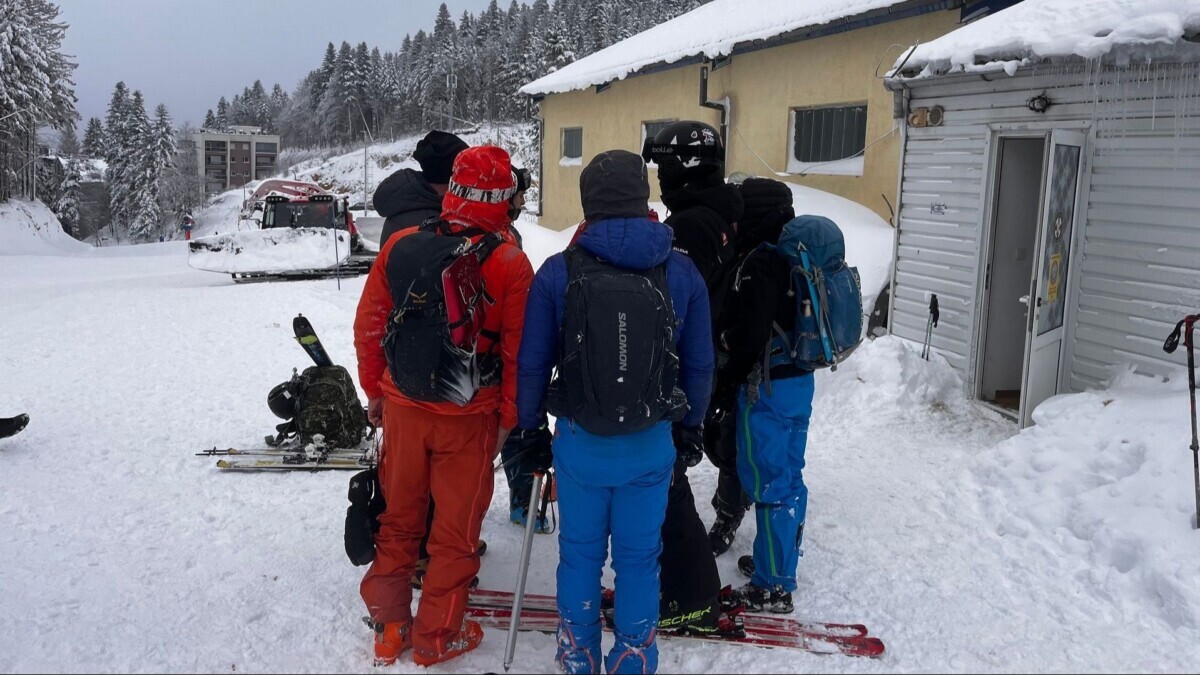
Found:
[504,471,545,671]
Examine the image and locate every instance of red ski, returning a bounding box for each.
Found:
[467,589,885,658]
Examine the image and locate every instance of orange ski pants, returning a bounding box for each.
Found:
[360,400,497,650]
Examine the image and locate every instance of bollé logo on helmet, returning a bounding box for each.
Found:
[617,311,628,376]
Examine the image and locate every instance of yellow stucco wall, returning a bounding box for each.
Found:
[534,10,961,230]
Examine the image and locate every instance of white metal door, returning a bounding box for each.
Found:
[1020,130,1086,427]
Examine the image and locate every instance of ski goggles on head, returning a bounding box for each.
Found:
[449,173,520,204]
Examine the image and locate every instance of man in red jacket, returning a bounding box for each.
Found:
[354,145,534,667]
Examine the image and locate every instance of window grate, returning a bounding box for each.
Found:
[793,105,867,163]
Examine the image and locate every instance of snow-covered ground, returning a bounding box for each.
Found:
[4,201,1200,673]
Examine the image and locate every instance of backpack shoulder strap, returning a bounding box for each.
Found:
[471,231,505,263]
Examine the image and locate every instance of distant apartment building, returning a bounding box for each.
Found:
[190,126,280,194]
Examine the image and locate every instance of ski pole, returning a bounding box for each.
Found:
[921,294,939,360]
[504,471,545,671]
[1164,314,1200,529]
[333,222,342,291]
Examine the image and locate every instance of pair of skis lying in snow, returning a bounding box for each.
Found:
[463,588,885,657]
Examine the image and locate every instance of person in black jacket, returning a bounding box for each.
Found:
[713,211,818,614]
[705,178,796,556]
[649,121,743,287]
[374,130,468,246]
[641,121,740,631]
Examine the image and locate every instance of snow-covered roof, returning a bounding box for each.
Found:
[891,0,1200,80]
[521,0,909,96]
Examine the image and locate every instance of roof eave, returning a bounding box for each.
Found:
[528,0,955,97]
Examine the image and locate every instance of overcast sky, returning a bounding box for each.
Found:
[59,0,496,128]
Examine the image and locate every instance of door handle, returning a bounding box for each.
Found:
[1018,295,1030,305]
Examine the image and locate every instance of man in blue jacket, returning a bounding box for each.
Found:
[517,150,713,674]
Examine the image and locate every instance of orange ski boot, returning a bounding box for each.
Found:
[369,620,411,667]
[412,620,484,667]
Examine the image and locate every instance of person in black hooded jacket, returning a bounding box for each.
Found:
[705,178,796,556]
[643,121,740,633]
[374,130,468,246]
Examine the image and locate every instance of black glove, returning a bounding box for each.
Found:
[672,423,704,468]
[706,384,737,426]
[514,423,554,473]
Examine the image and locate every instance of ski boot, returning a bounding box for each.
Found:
[363,618,411,666]
[708,511,742,557]
[511,505,551,534]
[734,582,793,614]
[412,619,484,666]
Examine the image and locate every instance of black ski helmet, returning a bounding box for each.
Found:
[642,120,724,175]
[268,380,298,420]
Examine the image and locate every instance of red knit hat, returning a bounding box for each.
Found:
[441,145,517,232]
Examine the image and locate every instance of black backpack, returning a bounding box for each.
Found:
[268,365,369,449]
[546,248,687,436]
[383,220,503,405]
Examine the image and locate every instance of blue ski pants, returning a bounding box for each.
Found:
[553,420,674,674]
[736,374,815,592]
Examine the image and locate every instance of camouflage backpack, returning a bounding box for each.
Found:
[269,365,368,449]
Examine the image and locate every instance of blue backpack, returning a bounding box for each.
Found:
[765,215,863,371]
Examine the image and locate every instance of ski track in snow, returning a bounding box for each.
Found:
[2,237,1199,672]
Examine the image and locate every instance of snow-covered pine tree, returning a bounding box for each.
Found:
[58,123,80,157]
[268,84,289,133]
[215,97,229,130]
[103,81,133,239]
[420,4,458,129]
[318,41,356,144]
[0,0,78,202]
[541,15,575,74]
[203,109,217,130]
[54,159,81,238]
[311,42,337,113]
[82,117,105,158]
[125,91,161,242]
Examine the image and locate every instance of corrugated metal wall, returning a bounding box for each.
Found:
[893,61,1200,394]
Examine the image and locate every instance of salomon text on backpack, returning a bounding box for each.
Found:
[546,248,687,436]
[767,215,863,371]
[383,220,503,405]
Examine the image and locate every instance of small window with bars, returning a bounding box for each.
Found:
[561,127,583,166]
[789,104,868,175]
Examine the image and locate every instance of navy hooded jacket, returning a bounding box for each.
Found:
[517,217,714,431]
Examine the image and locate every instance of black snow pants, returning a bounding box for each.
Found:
[703,410,751,521]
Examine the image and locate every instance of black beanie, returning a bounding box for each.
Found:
[736,177,795,253]
[580,150,650,222]
[413,130,469,184]
[738,178,794,228]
